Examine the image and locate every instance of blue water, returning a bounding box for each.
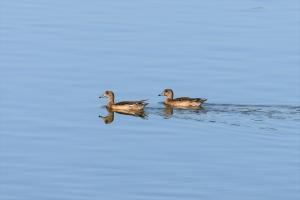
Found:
[1,0,300,199]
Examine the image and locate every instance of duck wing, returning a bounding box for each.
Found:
[175,97,207,103]
[115,100,148,106]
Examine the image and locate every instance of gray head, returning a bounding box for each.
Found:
[159,88,174,99]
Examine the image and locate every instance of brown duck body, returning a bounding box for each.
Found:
[109,100,148,111]
[164,97,206,107]
[159,89,207,108]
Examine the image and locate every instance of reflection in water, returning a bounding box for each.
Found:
[163,105,173,119]
[99,103,300,130]
[99,110,115,124]
[162,105,205,119]
[99,108,147,124]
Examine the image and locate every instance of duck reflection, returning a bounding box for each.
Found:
[99,108,147,124]
[162,105,206,119]
[163,105,174,119]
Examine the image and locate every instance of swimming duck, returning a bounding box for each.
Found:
[159,89,207,107]
[99,90,148,111]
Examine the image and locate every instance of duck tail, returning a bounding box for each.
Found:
[139,99,149,106]
[196,98,207,103]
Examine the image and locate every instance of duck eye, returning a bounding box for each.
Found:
[105,91,109,94]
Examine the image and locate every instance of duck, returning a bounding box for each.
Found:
[99,90,148,112]
[159,88,207,107]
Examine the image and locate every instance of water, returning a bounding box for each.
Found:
[1,0,300,199]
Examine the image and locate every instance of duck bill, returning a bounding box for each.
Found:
[158,91,164,96]
[99,94,105,98]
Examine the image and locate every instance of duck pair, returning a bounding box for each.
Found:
[99,89,207,112]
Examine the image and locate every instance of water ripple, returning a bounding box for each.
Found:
[99,103,300,130]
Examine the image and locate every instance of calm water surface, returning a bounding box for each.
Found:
[1,0,300,199]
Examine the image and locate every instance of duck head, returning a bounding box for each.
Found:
[159,89,174,100]
[99,90,115,105]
